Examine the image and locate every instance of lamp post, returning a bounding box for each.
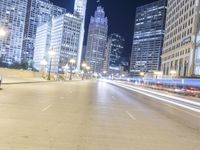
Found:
[81,63,87,80]
[103,71,107,76]
[48,50,55,80]
[69,58,76,80]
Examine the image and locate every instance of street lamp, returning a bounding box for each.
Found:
[103,71,107,75]
[86,66,90,71]
[48,50,55,80]
[69,58,76,80]
[139,72,145,76]
[81,62,87,80]
[170,70,177,77]
[81,63,87,68]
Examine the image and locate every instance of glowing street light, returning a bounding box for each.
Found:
[139,72,145,76]
[86,66,90,71]
[103,71,107,74]
[69,58,76,64]
[81,63,87,68]
[170,70,177,76]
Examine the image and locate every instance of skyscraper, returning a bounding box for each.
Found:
[86,6,108,73]
[22,0,66,62]
[108,33,125,74]
[33,14,82,73]
[130,0,167,75]
[0,0,28,64]
[33,22,52,71]
[162,0,198,77]
[195,19,200,76]
[74,0,87,69]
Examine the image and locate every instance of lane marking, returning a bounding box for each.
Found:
[126,111,136,120]
[116,81,200,107]
[108,81,200,114]
[163,102,200,119]
[42,105,52,112]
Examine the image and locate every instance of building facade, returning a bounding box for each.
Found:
[74,0,87,69]
[130,0,167,75]
[0,0,27,64]
[193,1,200,76]
[33,22,52,70]
[162,0,199,77]
[22,0,66,62]
[103,38,111,73]
[33,14,82,73]
[86,6,108,73]
[108,33,125,74]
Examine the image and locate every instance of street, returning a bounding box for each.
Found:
[0,81,199,150]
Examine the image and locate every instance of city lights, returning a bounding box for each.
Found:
[0,0,200,149]
[0,28,6,37]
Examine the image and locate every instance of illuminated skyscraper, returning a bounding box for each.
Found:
[130,0,167,75]
[162,0,198,77]
[108,33,125,74]
[0,0,28,64]
[22,0,66,62]
[86,6,108,73]
[34,14,82,73]
[74,0,87,69]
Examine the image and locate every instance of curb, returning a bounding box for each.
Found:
[1,79,83,85]
[2,81,54,85]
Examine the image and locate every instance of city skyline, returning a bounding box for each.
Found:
[52,0,158,59]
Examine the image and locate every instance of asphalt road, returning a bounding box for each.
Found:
[0,81,199,150]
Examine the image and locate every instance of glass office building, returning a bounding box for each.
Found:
[0,0,28,64]
[130,0,167,75]
[34,14,82,73]
[22,0,66,62]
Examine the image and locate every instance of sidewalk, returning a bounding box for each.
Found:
[1,77,49,85]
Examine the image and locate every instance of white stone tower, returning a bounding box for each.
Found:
[74,0,87,70]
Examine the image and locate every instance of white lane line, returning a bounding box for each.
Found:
[126,111,136,120]
[110,82,200,114]
[42,105,52,112]
[116,81,200,107]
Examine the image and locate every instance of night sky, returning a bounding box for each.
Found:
[51,0,157,60]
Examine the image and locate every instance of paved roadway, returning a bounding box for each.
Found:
[0,81,199,150]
